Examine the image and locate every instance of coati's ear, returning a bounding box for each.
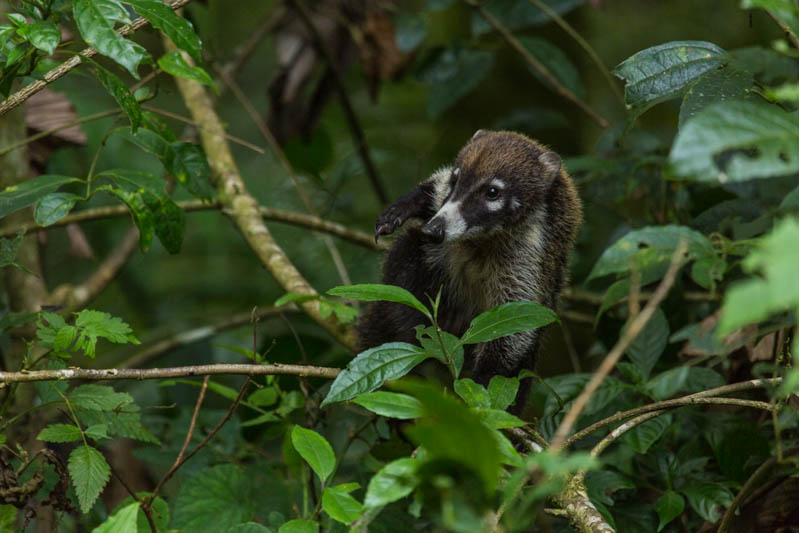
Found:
[471,129,488,140]
[538,151,561,185]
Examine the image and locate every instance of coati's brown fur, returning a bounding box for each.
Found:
[358,130,582,408]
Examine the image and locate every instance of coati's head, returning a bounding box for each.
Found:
[421,130,563,243]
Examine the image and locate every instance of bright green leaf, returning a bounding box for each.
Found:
[352,391,423,419]
[328,284,431,320]
[68,384,133,411]
[33,192,80,226]
[24,20,60,55]
[92,502,139,533]
[69,444,111,514]
[125,0,202,61]
[157,50,217,92]
[364,457,420,509]
[472,407,525,429]
[454,378,490,408]
[85,424,109,441]
[291,426,336,483]
[277,520,317,533]
[461,301,558,344]
[487,375,519,410]
[38,424,82,443]
[322,485,363,525]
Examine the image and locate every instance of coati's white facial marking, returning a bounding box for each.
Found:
[454,167,460,176]
[430,199,467,240]
[511,197,521,210]
[485,178,505,212]
[430,166,453,206]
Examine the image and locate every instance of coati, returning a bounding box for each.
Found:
[358,130,582,405]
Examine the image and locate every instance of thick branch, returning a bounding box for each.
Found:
[0,0,194,117]
[0,362,340,384]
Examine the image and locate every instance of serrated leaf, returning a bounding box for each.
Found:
[167,142,214,200]
[93,502,139,533]
[37,424,82,443]
[85,424,109,441]
[75,310,138,344]
[655,490,685,532]
[291,426,336,483]
[0,175,80,219]
[670,100,799,182]
[327,284,431,320]
[68,444,111,514]
[625,307,669,379]
[91,63,142,132]
[54,324,78,351]
[352,391,423,419]
[68,384,133,411]
[624,414,671,453]
[73,0,149,78]
[417,47,494,117]
[321,342,430,406]
[277,520,318,533]
[34,192,80,226]
[678,67,753,128]
[76,408,159,444]
[125,0,202,61]
[322,485,363,525]
[157,50,216,91]
[454,378,490,408]
[363,457,420,509]
[487,375,519,410]
[613,40,727,114]
[682,482,733,523]
[461,301,558,344]
[517,36,584,99]
[23,20,60,55]
[172,465,255,532]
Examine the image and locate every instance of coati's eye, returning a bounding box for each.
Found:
[486,186,500,200]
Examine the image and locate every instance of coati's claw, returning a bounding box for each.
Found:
[374,205,408,238]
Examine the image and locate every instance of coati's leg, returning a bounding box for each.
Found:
[374,167,452,240]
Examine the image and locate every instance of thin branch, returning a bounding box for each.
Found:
[765,10,799,49]
[526,0,624,105]
[0,0,194,117]
[0,108,120,157]
[562,287,718,306]
[0,362,340,384]
[550,241,688,451]
[590,410,663,458]
[468,0,610,128]
[286,0,389,204]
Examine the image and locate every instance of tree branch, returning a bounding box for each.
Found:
[0,0,194,117]
[0,362,340,384]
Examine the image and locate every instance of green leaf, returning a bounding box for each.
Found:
[395,13,426,53]
[487,376,519,410]
[719,217,799,334]
[352,391,424,419]
[471,0,583,35]
[0,232,30,273]
[76,407,159,444]
[172,465,255,532]
[75,309,139,353]
[54,324,78,351]
[319,299,358,324]
[461,301,558,344]
[363,457,420,509]
[23,20,60,55]
[682,482,733,523]
[283,127,334,176]
[670,100,799,182]
[33,192,80,226]
[416,325,464,376]
[228,524,273,533]
[167,142,214,201]
[322,484,363,525]
[104,187,155,251]
[73,0,149,78]
[277,520,318,533]
[453,378,490,408]
[625,307,669,379]
[613,40,727,114]
[124,0,202,61]
[742,0,799,37]
[85,424,109,441]
[38,424,82,443]
[655,490,685,532]
[517,36,584,99]
[0,175,80,219]
[624,415,671,453]
[417,47,494,117]
[646,366,725,400]
[93,502,139,533]
[678,67,753,129]
[472,408,525,429]
[91,63,143,132]
[157,50,217,92]
[68,384,133,411]
[96,169,167,196]
[291,426,336,483]
[321,342,430,406]
[274,292,319,307]
[327,284,431,320]
[68,444,111,514]
[151,196,185,254]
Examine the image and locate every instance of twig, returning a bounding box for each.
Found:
[0,108,120,157]
[562,287,718,306]
[468,0,609,128]
[0,0,194,117]
[590,411,662,458]
[765,10,799,49]
[0,200,384,251]
[550,241,688,451]
[286,0,389,204]
[0,362,340,384]
[526,0,624,105]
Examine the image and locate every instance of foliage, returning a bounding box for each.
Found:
[0,1,798,532]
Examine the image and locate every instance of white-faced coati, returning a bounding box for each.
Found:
[358,130,582,405]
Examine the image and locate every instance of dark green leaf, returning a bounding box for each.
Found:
[152,197,185,254]
[585,470,635,506]
[395,13,426,53]
[172,465,255,533]
[656,491,685,531]
[277,519,318,533]
[417,47,494,117]
[34,192,80,226]
[352,391,424,419]
[0,174,80,219]
[487,375,519,411]
[157,50,216,91]
[613,41,727,114]
[127,127,171,159]
[471,0,584,35]
[68,444,111,513]
[228,524,273,533]
[321,342,429,406]
[37,424,82,443]
[91,63,142,132]
[23,20,60,55]
[626,307,669,379]
[328,284,431,319]
[0,232,29,272]
[682,482,733,523]
[322,484,363,525]
[363,457,420,509]
[283,127,334,176]
[461,301,558,344]
[679,67,754,128]
[291,426,335,483]
[125,0,202,60]
[453,378,490,408]
[646,366,725,400]
[624,415,671,453]
[167,142,214,200]
[73,0,149,78]
[517,36,584,98]
[670,100,799,182]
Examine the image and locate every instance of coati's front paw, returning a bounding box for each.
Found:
[374,202,414,241]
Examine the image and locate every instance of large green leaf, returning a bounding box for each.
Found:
[96,169,167,196]
[363,457,420,509]
[103,186,155,251]
[172,465,255,532]
[91,63,142,132]
[417,47,494,117]
[68,444,111,513]
[328,284,431,319]
[487,375,519,411]
[20,20,60,55]
[320,343,430,406]
[157,50,216,92]
[124,0,202,61]
[655,491,685,532]
[93,502,139,533]
[670,100,799,182]
[460,301,558,344]
[322,484,363,525]
[613,41,727,114]
[453,378,490,408]
[73,0,149,78]
[68,384,134,411]
[682,482,733,523]
[291,426,336,483]
[678,67,753,128]
[352,391,423,419]
[0,174,80,219]
[34,192,80,226]
[278,520,318,533]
